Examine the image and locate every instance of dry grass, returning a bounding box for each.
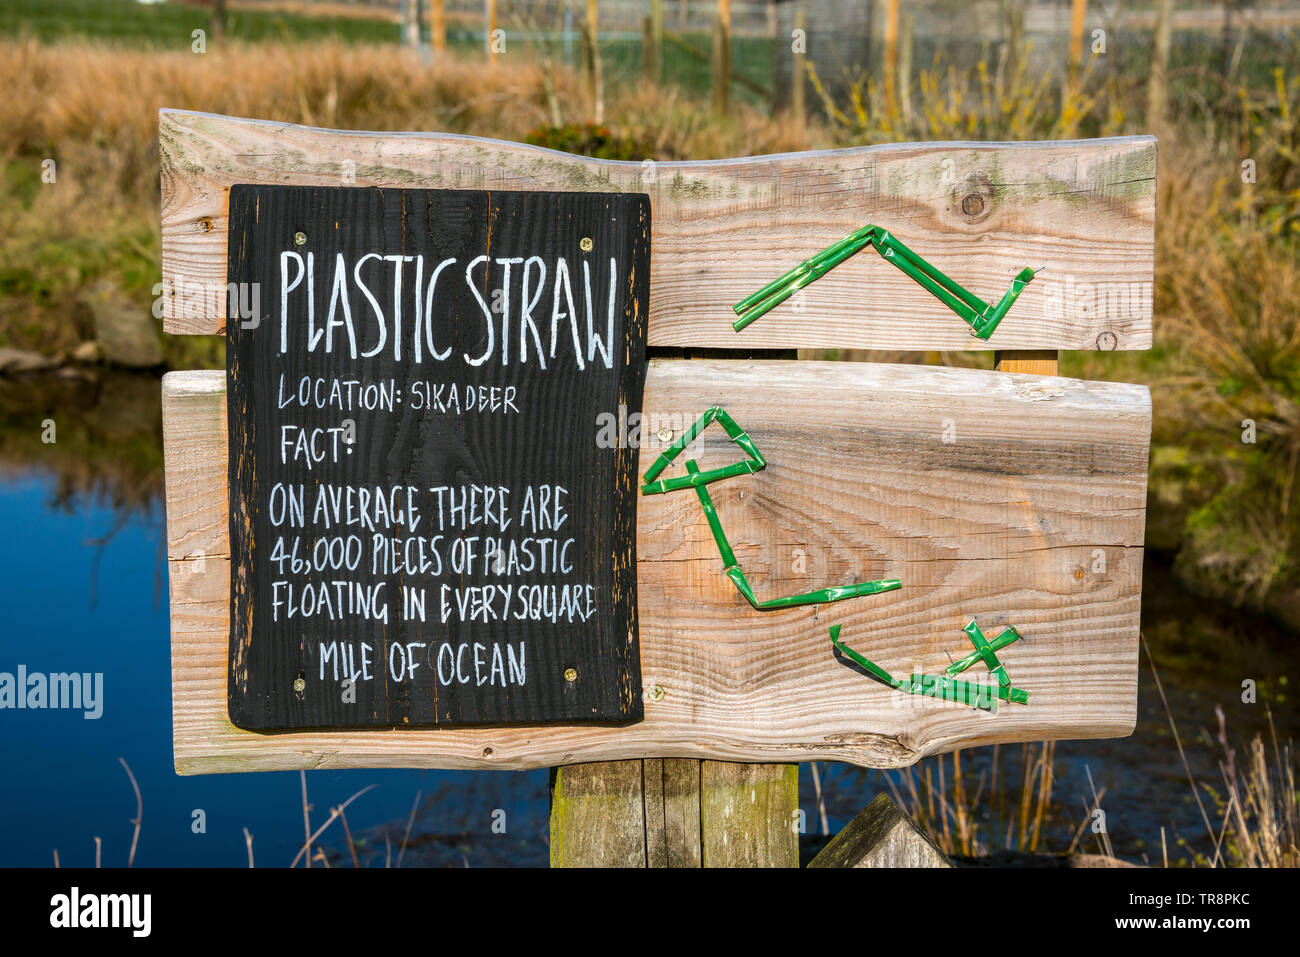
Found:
[887,742,1057,858]
[1213,712,1299,868]
[0,38,813,356]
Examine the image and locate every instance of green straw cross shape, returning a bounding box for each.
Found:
[831,619,1029,713]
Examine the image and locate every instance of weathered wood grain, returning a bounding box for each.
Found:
[557,758,706,867]
[550,762,648,867]
[659,758,704,867]
[807,793,952,868]
[164,358,1150,773]
[700,762,800,867]
[160,110,1155,351]
[553,758,795,866]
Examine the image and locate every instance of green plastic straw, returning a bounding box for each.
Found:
[643,408,901,612]
[731,224,1039,340]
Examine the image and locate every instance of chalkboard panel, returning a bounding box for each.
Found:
[226,185,649,729]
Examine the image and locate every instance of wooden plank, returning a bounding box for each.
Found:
[159,110,1155,351]
[642,758,669,867]
[700,762,799,867]
[557,757,791,867]
[661,758,703,867]
[996,351,1059,375]
[164,358,1150,773]
[549,762,647,867]
[807,793,952,868]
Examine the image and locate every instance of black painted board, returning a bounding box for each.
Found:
[226,185,649,729]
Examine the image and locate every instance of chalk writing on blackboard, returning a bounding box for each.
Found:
[226,186,650,730]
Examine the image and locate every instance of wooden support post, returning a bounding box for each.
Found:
[897,10,912,127]
[1004,0,1025,91]
[1149,0,1173,128]
[431,0,446,54]
[712,0,732,115]
[550,762,649,867]
[645,759,703,867]
[701,762,799,866]
[809,794,952,868]
[551,760,798,867]
[585,0,604,122]
[792,6,806,128]
[882,0,899,118]
[994,351,1059,376]
[1067,0,1088,89]
[644,0,663,85]
[485,0,498,63]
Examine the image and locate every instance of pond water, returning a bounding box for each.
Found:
[0,372,1293,867]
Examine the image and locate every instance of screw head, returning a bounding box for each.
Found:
[293,231,307,247]
[564,668,578,682]
[656,426,673,443]
[648,685,665,702]
[579,237,594,252]
[293,677,306,693]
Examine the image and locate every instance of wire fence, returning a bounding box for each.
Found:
[230,1,1300,116]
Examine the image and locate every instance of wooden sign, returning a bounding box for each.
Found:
[159,111,1156,774]
[224,185,650,729]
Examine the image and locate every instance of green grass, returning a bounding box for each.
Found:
[0,0,400,45]
[598,33,775,106]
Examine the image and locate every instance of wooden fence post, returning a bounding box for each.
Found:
[431,0,446,54]
[882,0,899,119]
[1067,0,1088,90]
[644,0,664,84]
[898,10,912,126]
[1149,0,1173,128]
[485,0,498,64]
[551,760,798,867]
[585,0,604,122]
[792,6,806,127]
[713,0,732,114]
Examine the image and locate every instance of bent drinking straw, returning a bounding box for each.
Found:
[830,624,902,687]
[642,406,764,494]
[732,224,1039,340]
[945,623,1023,676]
[685,462,902,610]
[641,409,901,610]
[830,620,1029,711]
